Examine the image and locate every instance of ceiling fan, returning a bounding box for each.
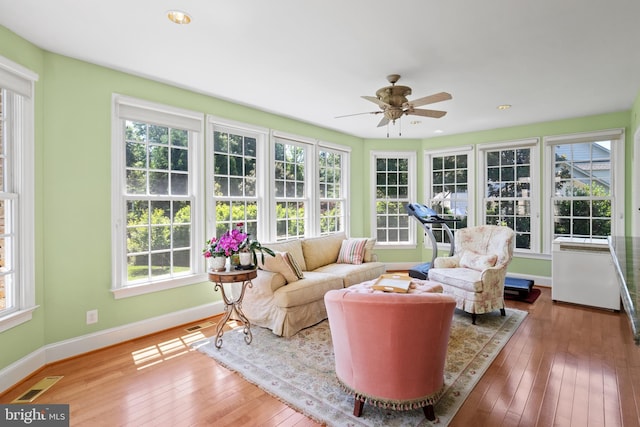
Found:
[337,74,452,132]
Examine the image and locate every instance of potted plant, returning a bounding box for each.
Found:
[241,238,276,266]
[203,224,249,270]
[203,236,227,271]
[204,223,275,270]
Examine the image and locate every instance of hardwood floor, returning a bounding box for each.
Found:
[2,287,639,426]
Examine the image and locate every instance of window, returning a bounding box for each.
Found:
[424,147,473,244]
[208,120,268,242]
[273,135,309,240]
[544,129,624,249]
[478,139,539,252]
[0,56,37,332]
[206,123,349,244]
[111,95,204,298]
[371,152,416,246]
[318,145,349,235]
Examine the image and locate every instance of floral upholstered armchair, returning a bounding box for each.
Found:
[427,225,515,324]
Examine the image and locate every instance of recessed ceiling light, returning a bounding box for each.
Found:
[434,129,444,134]
[497,104,512,110]
[167,10,192,24]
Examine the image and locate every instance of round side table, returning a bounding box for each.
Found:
[208,268,258,348]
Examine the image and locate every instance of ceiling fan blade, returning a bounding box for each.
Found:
[377,116,390,127]
[404,92,452,108]
[408,108,447,118]
[335,111,382,119]
[362,95,390,109]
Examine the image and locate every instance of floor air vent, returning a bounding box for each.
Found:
[185,321,215,332]
[12,376,64,403]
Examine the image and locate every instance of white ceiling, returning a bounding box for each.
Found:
[2,0,640,139]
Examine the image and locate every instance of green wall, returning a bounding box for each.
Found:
[0,24,638,374]
[0,27,366,371]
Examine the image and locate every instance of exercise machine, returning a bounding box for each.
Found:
[405,203,458,280]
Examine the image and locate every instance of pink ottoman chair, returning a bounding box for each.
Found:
[324,288,456,421]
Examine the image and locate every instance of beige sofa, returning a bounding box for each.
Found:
[242,232,386,337]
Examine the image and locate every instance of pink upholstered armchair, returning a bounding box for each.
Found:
[324,289,456,421]
[428,225,515,324]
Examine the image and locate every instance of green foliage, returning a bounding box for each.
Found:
[553,152,611,237]
[126,202,192,274]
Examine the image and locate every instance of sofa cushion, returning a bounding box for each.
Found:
[301,232,346,271]
[336,238,368,264]
[459,251,498,271]
[428,267,484,292]
[262,239,306,271]
[316,262,387,287]
[258,251,299,283]
[272,271,344,308]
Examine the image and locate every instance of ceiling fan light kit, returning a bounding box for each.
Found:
[338,74,452,137]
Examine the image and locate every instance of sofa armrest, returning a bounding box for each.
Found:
[253,270,288,295]
[433,255,460,269]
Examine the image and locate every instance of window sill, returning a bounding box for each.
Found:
[111,274,209,299]
[0,305,40,333]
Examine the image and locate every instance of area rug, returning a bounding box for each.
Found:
[194,308,527,427]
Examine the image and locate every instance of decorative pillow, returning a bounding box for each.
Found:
[363,237,377,263]
[337,238,368,265]
[301,233,345,271]
[459,251,498,271]
[285,252,304,279]
[258,251,299,283]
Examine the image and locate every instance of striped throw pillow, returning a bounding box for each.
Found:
[336,238,368,265]
[285,252,304,279]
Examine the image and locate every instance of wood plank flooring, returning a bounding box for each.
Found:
[1,287,639,426]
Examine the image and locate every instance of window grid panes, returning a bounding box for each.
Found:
[0,90,11,313]
[275,141,306,240]
[213,130,259,237]
[375,156,410,243]
[484,148,532,250]
[319,149,344,235]
[552,141,612,239]
[429,154,469,243]
[125,121,193,283]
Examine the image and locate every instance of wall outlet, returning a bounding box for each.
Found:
[86,309,98,325]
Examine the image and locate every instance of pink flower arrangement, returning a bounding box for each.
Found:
[203,223,248,258]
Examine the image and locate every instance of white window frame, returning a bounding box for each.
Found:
[477,138,540,254]
[543,128,625,253]
[424,145,475,247]
[370,151,417,248]
[270,131,314,241]
[206,116,269,244]
[111,95,204,299]
[0,55,38,333]
[316,141,350,236]
[205,124,350,242]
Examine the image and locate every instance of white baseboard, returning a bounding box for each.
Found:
[0,301,224,394]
